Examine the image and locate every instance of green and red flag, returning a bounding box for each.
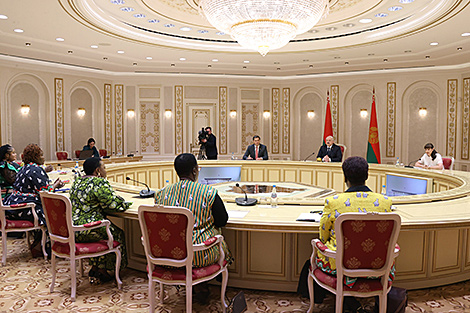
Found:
[323,91,333,144]
[366,88,381,163]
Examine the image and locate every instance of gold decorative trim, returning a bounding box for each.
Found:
[115,84,124,155]
[104,84,112,153]
[447,79,457,157]
[387,82,396,157]
[462,78,470,160]
[330,85,339,141]
[272,88,280,154]
[242,103,259,151]
[282,88,290,154]
[54,78,64,151]
[219,87,227,155]
[175,86,183,154]
[140,102,160,153]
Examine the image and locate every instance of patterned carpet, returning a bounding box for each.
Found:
[1,237,470,312]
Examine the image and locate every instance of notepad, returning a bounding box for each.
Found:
[227,210,249,219]
[296,213,321,222]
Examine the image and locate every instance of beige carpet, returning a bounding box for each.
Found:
[1,237,470,312]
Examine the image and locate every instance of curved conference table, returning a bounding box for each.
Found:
[55,160,470,292]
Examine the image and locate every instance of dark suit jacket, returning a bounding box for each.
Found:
[243,144,269,160]
[205,134,218,159]
[317,144,342,162]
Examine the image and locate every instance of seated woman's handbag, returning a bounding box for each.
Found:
[228,291,247,313]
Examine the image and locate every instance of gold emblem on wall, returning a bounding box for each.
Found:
[282,88,290,154]
[330,85,339,141]
[447,79,457,157]
[54,78,64,151]
[219,86,227,155]
[272,88,280,154]
[104,84,112,153]
[462,78,470,160]
[115,84,124,155]
[175,86,183,154]
[386,82,396,157]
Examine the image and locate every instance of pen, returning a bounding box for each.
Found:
[310,210,322,214]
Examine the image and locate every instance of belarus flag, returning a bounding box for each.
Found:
[366,89,381,164]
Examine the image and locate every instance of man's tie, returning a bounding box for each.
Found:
[255,146,259,159]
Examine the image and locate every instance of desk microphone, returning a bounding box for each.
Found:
[303,152,315,161]
[126,177,156,198]
[235,183,257,206]
[406,159,419,168]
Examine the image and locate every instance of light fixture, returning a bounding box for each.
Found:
[56,37,65,42]
[263,110,271,119]
[13,28,24,33]
[419,107,427,117]
[90,45,98,49]
[127,109,135,118]
[360,109,368,118]
[199,0,329,56]
[230,110,237,118]
[165,109,172,118]
[307,110,315,118]
[21,104,30,115]
[77,108,86,117]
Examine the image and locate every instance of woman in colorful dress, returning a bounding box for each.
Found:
[69,157,131,283]
[0,144,20,192]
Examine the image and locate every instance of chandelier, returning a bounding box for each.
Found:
[199,0,329,56]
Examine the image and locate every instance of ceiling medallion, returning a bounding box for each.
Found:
[199,0,329,56]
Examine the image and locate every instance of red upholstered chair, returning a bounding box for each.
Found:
[337,144,346,160]
[74,150,81,159]
[307,212,401,313]
[99,149,107,157]
[56,151,68,161]
[1,193,47,265]
[138,204,229,313]
[40,191,122,301]
[442,156,454,170]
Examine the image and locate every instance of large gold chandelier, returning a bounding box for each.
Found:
[199,0,329,56]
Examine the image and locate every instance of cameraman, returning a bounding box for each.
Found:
[200,127,218,160]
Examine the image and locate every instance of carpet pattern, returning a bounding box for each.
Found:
[1,237,470,312]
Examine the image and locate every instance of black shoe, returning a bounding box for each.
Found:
[193,283,210,305]
[88,269,113,284]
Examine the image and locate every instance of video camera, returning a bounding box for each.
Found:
[198,127,209,145]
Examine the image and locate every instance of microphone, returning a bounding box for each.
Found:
[235,183,257,206]
[303,152,315,161]
[126,177,156,198]
[406,159,419,168]
[127,150,138,157]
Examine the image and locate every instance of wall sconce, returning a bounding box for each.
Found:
[360,109,368,118]
[230,110,237,118]
[127,109,135,118]
[77,108,86,117]
[263,110,271,119]
[20,104,30,115]
[165,109,172,118]
[419,107,427,117]
[307,110,315,118]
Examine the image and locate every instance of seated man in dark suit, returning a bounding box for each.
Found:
[317,135,342,162]
[242,135,268,160]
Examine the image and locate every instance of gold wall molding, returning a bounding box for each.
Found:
[114,84,124,155]
[139,102,160,153]
[104,84,112,153]
[242,103,259,151]
[282,88,290,154]
[330,85,339,141]
[272,88,280,154]
[387,82,396,157]
[447,79,457,157]
[219,86,227,155]
[54,78,64,152]
[462,78,470,160]
[175,86,183,154]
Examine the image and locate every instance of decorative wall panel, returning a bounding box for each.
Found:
[140,102,160,153]
[386,82,396,157]
[282,88,290,154]
[104,84,112,152]
[447,79,457,157]
[462,78,470,160]
[219,86,227,154]
[54,78,64,151]
[242,103,259,151]
[330,85,339,141]
[175,86,183,154]
[114,84,124,155]
[272,88,280,154]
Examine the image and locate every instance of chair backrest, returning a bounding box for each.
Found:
[74,150,81,159]
[442,156,454,170]
[39,191,73,242]
[56,151,68,161]
[336,144,346,158]
[335,212,401,279]
[138,204,194,268]
[99,149,107,157]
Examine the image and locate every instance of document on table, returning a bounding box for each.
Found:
[227,210,249,219]
[296,213,322,222]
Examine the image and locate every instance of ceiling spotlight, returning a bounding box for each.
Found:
[309,64,313,68]
[90,45,98,49]
[343,23,355,27]
[368,53,375,56]
[212,59,219,62]
[67,50,73,54]
[170,63,175,67]
[244,60,250,64]
[25,42,31,46]
[430,42,438,46]
[0,15,8,20]
[457,47,463,51]
[179,57,186,61]
[388,6,403,11]
[325,27,337,31]
[133,62,137,66]
[208,64,212,68]
[146,56,153,60]
[462,32,470,37]
[277,67,281,70]
[103,57,108,60]
[359,18,372,23]
[243,66,247,69]
[56,37,65,42]
[117,50,125,54]
[345,61,349,65]
[425,55,430,59]
[180,27,192,31]
[14,28,24,33]
[404,50,412,53]
[383,58,388,62]
[274,61,280,64]
[334,56,341,59]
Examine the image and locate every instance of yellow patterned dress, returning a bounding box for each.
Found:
[155,180,232,267]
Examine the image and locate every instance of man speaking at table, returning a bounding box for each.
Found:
[317,135,342,162]
[243,135,269,160]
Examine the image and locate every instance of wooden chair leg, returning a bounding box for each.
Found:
[41,228,47,261]
[220,268,229,312]
[50,254,57,293]
[186,284,192,313]
[114,249,122,289]
[307,274,315,313]
[335,294,344,313]
[1,230,7,266]
[159,283,163,303]
[148,278,155,313]
[70,257,77,301]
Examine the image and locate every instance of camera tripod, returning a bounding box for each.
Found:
[197,144,207,160]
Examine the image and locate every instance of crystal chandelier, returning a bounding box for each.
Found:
[199,0,329,56]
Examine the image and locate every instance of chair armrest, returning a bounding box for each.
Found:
[73,220,110,232]
[4,202,35,210]
[193,235,223,252]
[394,243,400,258]
[312,238,336,258]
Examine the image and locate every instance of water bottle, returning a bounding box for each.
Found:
[395,157,400,167]
[231,152,235,160]
[381,184,386,196]
[74,161,79,180]
[165,180,170,187]
[270,185,278,208]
